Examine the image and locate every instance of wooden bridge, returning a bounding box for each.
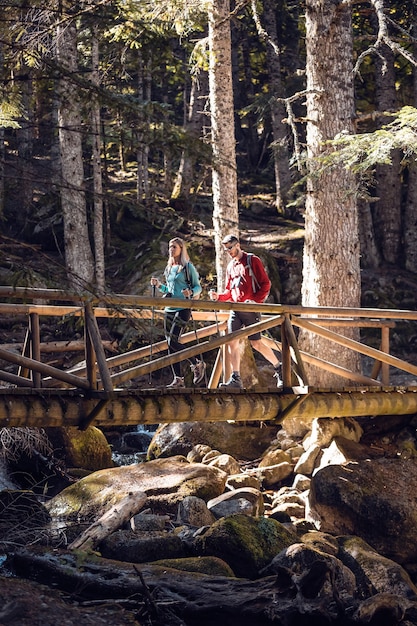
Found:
[1,286,417,430]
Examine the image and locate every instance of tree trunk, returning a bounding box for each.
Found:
[56,6,94,292]
[17,65,34,224]
[404,16,417,273]
[259,0,292,214]
[372,41,402,265]
[91,27,105,294]
[171,68,209,206]
[209,0,239,289]
[299,0,361,386]
[358,198,380,270]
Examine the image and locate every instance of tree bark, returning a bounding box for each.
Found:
[56,4,94,292]
[209,0,239,289]
[404,14,417,273]
[373,40,402,265]
[91,26,105,294]
[299,0,362,386]
[171,68,209,205]
[258,0,292,213]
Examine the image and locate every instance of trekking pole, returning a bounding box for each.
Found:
[184,288,207,384]
[149,283,156,386]
[209,286,224,385]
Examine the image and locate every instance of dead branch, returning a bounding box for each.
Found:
[68,492,147,551]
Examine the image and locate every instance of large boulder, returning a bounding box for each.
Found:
[147,421,278,461]
[45,426,112,471]
[337,535,417,600]
[193,513,298,578]
[46,456,228,521]
[262,541,357,607]
[307,458,417,565]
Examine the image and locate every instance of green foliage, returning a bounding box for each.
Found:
[323,107,417,174]
[130,0,209,35]
[0,101,22,129]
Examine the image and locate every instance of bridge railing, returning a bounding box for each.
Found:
[0,286,416,391]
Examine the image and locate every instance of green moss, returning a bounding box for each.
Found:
[197,514,298,578]
[65,427,112,471]
[150,556,235,577]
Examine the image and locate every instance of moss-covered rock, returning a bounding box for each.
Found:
[45,456,227,521]
[45,426,112,471]
[194,514,298,578]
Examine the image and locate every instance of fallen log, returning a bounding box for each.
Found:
[69,492,147,551]
[8,546,349,625]
[10,546,417,625]
[8,547,396,626]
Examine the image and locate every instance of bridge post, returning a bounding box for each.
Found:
[84,303,113,392]
[381,325,390,385]
[281,315,292,387]
[29,313,41,388]
[84,315,97,390]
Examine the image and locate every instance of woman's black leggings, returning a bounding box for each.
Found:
[164,309,192,377]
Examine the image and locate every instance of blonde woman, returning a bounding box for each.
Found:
[151,238,205,387]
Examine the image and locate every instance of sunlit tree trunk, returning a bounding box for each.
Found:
[56,6,94,291]
[209,0,239,288]
[136,50,145,201]
[299,0,361,386]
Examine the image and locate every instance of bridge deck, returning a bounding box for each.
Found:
[1,385,417,430]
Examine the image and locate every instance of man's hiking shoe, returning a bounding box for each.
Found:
[219,373,243,389]
[273,364,283,388]
[191,359,206,384]
[167,376,185,388]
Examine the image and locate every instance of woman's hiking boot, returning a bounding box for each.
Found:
[167,376,185,388]
[191,359,206,384]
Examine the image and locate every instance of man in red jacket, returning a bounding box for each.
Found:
[209,234,282,389]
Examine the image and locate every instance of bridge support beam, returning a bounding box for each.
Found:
[0,387,417,429]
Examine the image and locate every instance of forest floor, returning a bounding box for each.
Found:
[0,574,142,626]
